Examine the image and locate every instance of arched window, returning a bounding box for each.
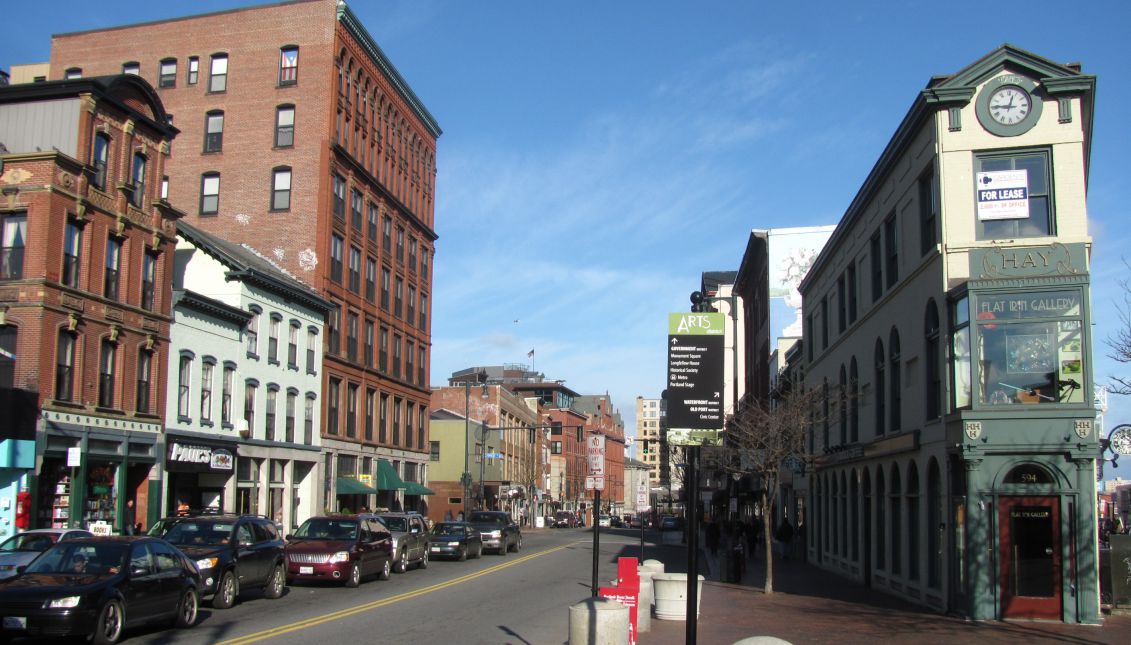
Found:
[927,459,942,588]
[850,470,859,562]
[889,329,902,433]
[889,464,902,576]
[98,338,117,409]
[822,379,830,449]
[875,465,886,570]
[136,347,153,414]
[92,132,110,190]
[839,471,848,558]
[56,330,76,401]
[849,357,859,442]
[839,364,847,445]
[925,300,941,420]
[874,340,885,436]
[130,152,147,208]
[907,462,920,582]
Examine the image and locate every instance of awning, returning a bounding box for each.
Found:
[375,459,407,491]
[403,482,434,496]
[336,477,379,496]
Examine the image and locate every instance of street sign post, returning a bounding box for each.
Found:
[587,434,606,475]
[586,475,605,491]
[666,312,726,446]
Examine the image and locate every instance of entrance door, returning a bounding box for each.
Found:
[999,496,1061,619]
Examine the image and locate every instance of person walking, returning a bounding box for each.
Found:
[123,499,136,536]
[706,518,721,556]
[775,517,794,561]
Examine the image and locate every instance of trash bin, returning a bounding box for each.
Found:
[652,573,704,620]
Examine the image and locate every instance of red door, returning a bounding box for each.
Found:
[998,496,1061,619]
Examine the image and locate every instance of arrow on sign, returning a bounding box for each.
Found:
[713,392,720,398]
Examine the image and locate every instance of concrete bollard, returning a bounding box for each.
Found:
[636,568,656,633]
[640,559,665,575]
[731,638,793,645]
[569,597,629,645]
[652,573,704,620]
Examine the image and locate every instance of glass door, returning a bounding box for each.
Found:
[998,496,1061,619]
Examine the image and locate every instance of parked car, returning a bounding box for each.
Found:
[598,515,611,528]
[468,511,521,555]
[628,514,651,529]
[376,512,430,573]
[0,536,200,644]
[553,511,577,528]
[285,514,392,587]
[659,515,682,531]
[428,522,483,561]
[0,528,94,580]
[148,513,286,609]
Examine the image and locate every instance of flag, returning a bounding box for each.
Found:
[527,348,535,358]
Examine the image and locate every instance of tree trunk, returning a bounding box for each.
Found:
[762,489,774,594]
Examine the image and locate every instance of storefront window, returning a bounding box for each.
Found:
[84,462,117,528]
[975,290,1085,405]
[237,457,260,515]
[951,296,971,408]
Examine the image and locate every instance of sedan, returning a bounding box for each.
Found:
[428,522,482,561]
[0,536,200,644]
[467,511,521,555]
[285,515,392,587]
[0,528,93,580]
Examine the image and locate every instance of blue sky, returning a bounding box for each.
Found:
[4,0,1131,477]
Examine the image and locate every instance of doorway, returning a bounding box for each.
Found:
[998,496,1061,619]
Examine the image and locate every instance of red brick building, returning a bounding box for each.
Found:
[49,0,440,511]
[0,75,182,531]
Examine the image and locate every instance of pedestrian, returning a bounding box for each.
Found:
[176,499,190,516]
[706,518,720,556]
[445,509,454,522]
[775,517,794,561]
[123,499,136,536]
[457,510,465,521]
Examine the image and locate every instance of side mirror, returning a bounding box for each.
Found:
[131,566,147,577]
[410,527,419,534]
[284,534,293,542]
[15,565,26,575]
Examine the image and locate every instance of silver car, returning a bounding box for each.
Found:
[0,528,93,579]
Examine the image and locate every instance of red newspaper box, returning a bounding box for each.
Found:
[598,557,639,645]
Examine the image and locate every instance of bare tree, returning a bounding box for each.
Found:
[723,386,824,594]
[1108,264,1131,395]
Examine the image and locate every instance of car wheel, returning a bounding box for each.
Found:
[419,549,429,569]
[514,535,522,552]
[264,563,285,599]
[379,558,391,580]
[498,543,507,557]
[174,588,198,628]
[458,546,467,561]
[477,544,483,558]
[212,570,238,609]
[91,599,123,645]
[395,550,407,573]
[344,562,361,588]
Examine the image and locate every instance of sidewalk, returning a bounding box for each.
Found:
[637,533,1131,645]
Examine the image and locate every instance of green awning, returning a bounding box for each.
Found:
[375,459,407,491]
[336,477,379,496]
[403,482,434,496]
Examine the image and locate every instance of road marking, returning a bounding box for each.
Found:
[215,543,581,645]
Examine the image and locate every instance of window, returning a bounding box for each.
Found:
[187,57,199,85]
[330,234,343,283]
[409,238,417,272]
[347,312,359,363]
[332,174,346,221]
[246,308,260,357]
[884,214,898,288]
[327,378,340,436]
[870,232,882,303]
[418,404,426,449]
[279,46,299,85]
[177,354,192,418]
[104,237,122,300]
[364,319,374,368]
[836,274,846,334]
[55,331,76,401]
[379,393,388,443]
[874,339,885,436]
[304,394,315,444]
[160,176,169,200]
[306,328,317,373]
[380,268,390,311]
[0,326,14,389]
[64,67,82,79]
[919,166,938,255]
[244,381,257,433]
[271,168,291,210]
[209,54,228,93]
[383,215,392,253]
[849,357,859,443]
[419,293,428,330]
[130,153,147,208]
[418,346,426,385]
[348,246,361,293]
[204,111,224,152]
[847,263,857,325]
[346,383,358,438]
[977,149,1054,240]
[122,61,139,75]
[394,277,403,318]
[136,349,152,413]
[286,390,296,443]
[200,173,220,215]
[365,257,376,301]
[159,59,177,88]
[925,301,941,420]
[889,329,901,432]
[551,441,563,454]
[368,203,379,240]
[0,214,27,280]
[406,341,415,384]
[222,364,235,426]
[288,322,299,368]
[265,387,278,441]
[268,315,280,364]
[98,340,116,408]
[141,251,158,311]
[392,397,402,445]
[951,296,971,409]
[420,247,429,280]
[379,326,388,372]
[407,286,416,327]
[396,226,405,263]
[820,296,828,349]
[200,360,214,423]
[430,441,440,461]
[406,403,415,448]
[838,365,847,445]
[364,388,376,441]
[92,133,110,190]
[392,334,402,378]
[275,106,295,147]
[351,190,363,230]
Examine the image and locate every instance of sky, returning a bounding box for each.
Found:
[4,0,1131,477]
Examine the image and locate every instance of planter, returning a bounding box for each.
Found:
[652,573,703,621]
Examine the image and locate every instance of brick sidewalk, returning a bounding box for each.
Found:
[636,534,1131,645]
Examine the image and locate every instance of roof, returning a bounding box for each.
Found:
[177,220,332,314]
[701,271,738,293]
[0,74,176,140]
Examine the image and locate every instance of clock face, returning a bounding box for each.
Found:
[1112,427,1131,455]
[988,86,1032,125]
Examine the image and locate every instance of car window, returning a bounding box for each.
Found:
[252,521,277,543]
[149,541,182,573]
[0,533,56,552]
[380,516,407,532]
[63,531,93,541]
[366,519,388,539]
[236,524,254,546]
[130,544,154,576]
[154,519,233,547]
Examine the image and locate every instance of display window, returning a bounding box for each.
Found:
[84,462,118,526]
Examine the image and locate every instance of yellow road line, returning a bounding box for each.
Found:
[215,543,580,645]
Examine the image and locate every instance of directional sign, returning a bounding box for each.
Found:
[666,312,726,446]
[587,435,606,475]
[586,475,605,491]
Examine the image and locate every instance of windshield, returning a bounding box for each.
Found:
[380,517,407,532]
[468,513,504,525]
[26,542,126,576]
[431,523,464,535]
[150,519,233,547]
[293,519,358,540]
[0,533,57,553]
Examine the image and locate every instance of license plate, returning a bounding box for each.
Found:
[3,616,26,630]
[299,566,313,575]
[430,546,440,552]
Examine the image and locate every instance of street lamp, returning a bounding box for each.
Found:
[1100,423,1131,470]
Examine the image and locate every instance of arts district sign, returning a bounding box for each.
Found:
[666,312,725,446]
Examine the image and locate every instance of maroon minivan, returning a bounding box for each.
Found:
[285,514,392,587]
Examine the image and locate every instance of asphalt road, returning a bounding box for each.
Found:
[24,526,661,645]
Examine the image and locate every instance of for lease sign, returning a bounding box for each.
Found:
[976,170,1029,221]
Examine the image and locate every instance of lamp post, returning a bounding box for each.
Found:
[461,372,488,519]
[477,422,491,511]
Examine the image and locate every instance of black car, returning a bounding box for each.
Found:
[467,511,521,555]
[148,513,286,609]
[0,536,200,644]
[428,522,483,561]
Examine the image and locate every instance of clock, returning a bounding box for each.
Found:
[987,86,1031,125]
[1110,426,1131,455]
[975,75,1043,137]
